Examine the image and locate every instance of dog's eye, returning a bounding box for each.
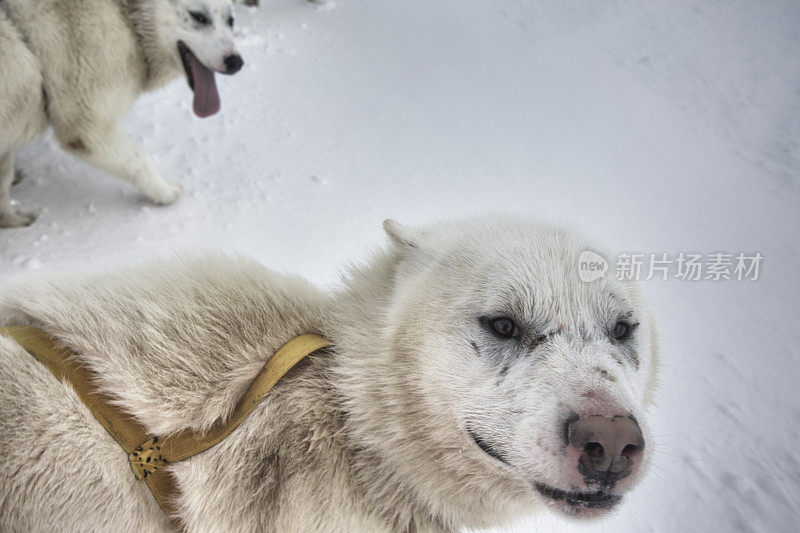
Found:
[227,16,234,27]
[190,11,210,25]
[489,317,519,339]
[612,321,634,341]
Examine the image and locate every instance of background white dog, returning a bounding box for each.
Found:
[0,216,659,531]
[0,0,243,228]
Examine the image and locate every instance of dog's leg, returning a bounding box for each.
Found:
[0,153,35,228]
[12,169,24,186]
[62,128,182,205]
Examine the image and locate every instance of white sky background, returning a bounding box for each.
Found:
[2,1,799,531]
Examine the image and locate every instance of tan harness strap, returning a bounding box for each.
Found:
[1,325,331,529]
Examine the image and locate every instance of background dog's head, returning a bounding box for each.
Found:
[153,0,243,117]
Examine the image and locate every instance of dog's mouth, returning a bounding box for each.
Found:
[468,428,623,513]
[534,482,622,511]
[468,429,509,464]
[178,41,220,118]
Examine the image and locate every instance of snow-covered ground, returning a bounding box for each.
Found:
[2,0,799,531]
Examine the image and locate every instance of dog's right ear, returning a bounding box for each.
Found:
[383,219,419,249]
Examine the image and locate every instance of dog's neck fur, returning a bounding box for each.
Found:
[325,252,447,530]
[119,0,184,91]
[323,250,533,531]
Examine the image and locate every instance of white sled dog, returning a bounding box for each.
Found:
[0,216,660,531]
[0,0,243,228]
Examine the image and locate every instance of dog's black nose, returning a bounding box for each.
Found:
[224,54,244,75]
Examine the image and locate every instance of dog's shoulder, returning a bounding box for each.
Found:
[0,254,329,435]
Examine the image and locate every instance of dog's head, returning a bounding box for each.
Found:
[155,0,243,117]
[347,217,660,525]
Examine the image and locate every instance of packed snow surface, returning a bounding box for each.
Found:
[2,1,799,531]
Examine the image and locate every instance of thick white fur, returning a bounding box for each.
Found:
[0,0,239,227]
[0,216,659,531]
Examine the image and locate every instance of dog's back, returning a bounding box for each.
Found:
[0,255,329,530]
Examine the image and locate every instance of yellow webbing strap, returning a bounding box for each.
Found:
[0,325,331,529]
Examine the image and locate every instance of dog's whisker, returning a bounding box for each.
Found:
[653,426,733,439]
[653,450,732,465]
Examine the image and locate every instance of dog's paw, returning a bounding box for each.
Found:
[12,169,25,186]
[149,181,183,206]
[0,209,36,228]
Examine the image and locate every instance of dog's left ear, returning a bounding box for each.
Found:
[383,219,420,249]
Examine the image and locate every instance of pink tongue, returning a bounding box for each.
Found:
[186,50,220,118]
